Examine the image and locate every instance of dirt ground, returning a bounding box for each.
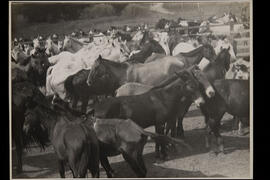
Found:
[12,104,251,178]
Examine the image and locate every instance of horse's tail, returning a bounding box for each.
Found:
[142,130,192,151]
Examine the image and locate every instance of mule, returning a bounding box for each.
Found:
[90,67,214,159]
[93,118,192,178]
[23,101,100,178]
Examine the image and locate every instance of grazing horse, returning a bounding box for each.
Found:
[93,118,192,177]
[12,81,50,173]
[23,102,100,178]
[63,36,86,53]
[90,67,214,159]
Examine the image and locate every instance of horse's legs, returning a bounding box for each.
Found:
[176,102,191,138]
[122,152,146,178]
[209,117,224,153]
[100,154,114,178]
[159,124,168,160]
[154,125,161,158]
[58,159,65,178]
[88,144,100,178]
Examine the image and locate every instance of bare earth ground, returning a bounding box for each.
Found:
[12,104,250,178]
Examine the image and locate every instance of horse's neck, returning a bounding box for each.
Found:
[106,61,129,84]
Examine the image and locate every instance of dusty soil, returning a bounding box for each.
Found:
[12,104,251,178]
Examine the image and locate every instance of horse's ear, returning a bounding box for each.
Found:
[98,55,102,60]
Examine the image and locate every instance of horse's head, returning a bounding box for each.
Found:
[190,65,215,98]
[216,47,231,71]
[87,55,108,87]
[202,44,217,62]
[29,50,50,85]
[118,39,131,61]
[174,69,205,107]
[33,38,41,49]
[63,36,72,50]
[57,40,64,52]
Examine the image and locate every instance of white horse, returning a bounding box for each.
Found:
[63,36,86,53]
[132,30,144,41]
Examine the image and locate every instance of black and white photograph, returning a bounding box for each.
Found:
[9,0,252,178]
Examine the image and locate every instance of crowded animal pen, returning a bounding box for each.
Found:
[10,2,251,178]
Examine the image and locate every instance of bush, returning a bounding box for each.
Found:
[80,4,116,19]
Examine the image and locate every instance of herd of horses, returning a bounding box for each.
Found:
[11,21,250,178]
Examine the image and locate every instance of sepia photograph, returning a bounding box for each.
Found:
[9,0,252,178]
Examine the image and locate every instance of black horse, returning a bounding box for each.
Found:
[23,101,100,178]
[90,67,214,160]
[126,31,166,64]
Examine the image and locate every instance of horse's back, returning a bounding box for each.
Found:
[116,82,152,97]
[214,79,249,117]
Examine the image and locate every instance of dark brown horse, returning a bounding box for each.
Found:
[126,31,166,64]
[89,67,214,159]
[23,102,100,178]
[12,81,50,173]
[94,118,191,178]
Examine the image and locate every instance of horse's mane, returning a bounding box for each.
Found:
[99,58,128,68]
[150,73,179,91]
[180,45,204,57]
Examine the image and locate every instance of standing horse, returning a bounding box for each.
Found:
[126,31,166,64]
[23,102,100,178]
[93,118,191,177]
[12,81,50,173]
[144,44,216,68]
[174,48,232,152]
[90,67,214,159]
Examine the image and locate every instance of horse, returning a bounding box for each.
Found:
[12,81,50,173]
[174,48,232,150]
[23,101,100,178]
[126,31,166,64]
[90,67,214,159]
[93,118,192,177]
[86,55,184,96]
[144,44,216,69]
[63,35,86,53]
[64,69,99,113]
[115,82,152,97]
[45,37,62,56]
[46,38,130,104]
[200,79,249,153]
[214,38,236,62]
